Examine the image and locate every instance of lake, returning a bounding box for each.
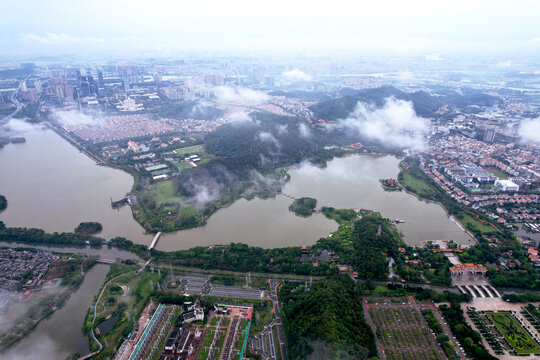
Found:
[0,121,473,252]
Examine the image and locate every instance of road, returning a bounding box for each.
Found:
[0,77,26,125]
[270,280,288,360]
[426,302,468,359]
[79,271,130,360]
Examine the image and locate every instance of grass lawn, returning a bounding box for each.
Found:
[485,168,508,179]
[174,161,194,171]
[152,179,185,206]
[173,144,204,155]
[399,171,439,198]
[250,308,275,334]
[486,311,540,354]
[153,180,181,204]
[458,212,497,233]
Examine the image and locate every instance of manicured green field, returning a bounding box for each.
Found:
[485,168,508,179]
[174,161,194,171]
[486,311,540,354]
[457,212,496,233]
[399,171,438,198]
[153,180,182,205]
[173,144,204,155]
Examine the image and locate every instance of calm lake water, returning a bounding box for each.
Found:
[0,122,474,251]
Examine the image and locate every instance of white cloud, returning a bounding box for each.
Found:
[22,32,106,44]
[282,69,312,81]
[1,333,63,360]
[298,122,312,138]
[398,70,415,81]
[191,183,221,208]
[227,111,259,125]
[1,118,44,134]
[518,117,540,144]
[425,53,442,61]
[275,124,289,135]
[257,131,280,148]
[496,60,512,68]
[336,97,429,150]
[214,86,269,105]
[52,110,103,128]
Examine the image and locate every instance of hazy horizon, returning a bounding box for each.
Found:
[1,0,539,59]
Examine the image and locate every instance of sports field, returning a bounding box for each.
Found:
[173,144,204,155]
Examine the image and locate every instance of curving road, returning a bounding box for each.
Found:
[1,77,27,125]
[80,272,130,360]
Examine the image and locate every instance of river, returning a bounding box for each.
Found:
[2,264,109,360]
[0,120,474,251]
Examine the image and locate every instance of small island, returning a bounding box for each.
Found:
[74,221,103,235]
[0,195,6,212]
[380,178,402,191]
[289,197,317,217]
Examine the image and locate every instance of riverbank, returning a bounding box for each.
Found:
[0,254,97,353]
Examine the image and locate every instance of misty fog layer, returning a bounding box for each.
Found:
[214,86,269,105]
[518,117,540,144]
[335,97,429,150]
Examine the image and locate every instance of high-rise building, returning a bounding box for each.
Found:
[34,80,43,94]
[483,128,496,143]
[20,80,27,92]
[122,73,130,91]
[97,71,104,87]
[264,76,275,87]
[87,75,97,95]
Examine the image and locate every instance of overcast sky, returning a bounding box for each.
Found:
[1,0,539,57]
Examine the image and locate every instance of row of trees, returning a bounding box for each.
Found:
[439,303,497,360]
[110,237,337,275]
[0,221,103,247]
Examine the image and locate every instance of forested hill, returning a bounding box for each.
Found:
[310,85,500,120]
[174,111,346,211]
[279,277,377,360]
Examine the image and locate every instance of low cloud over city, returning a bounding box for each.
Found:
[335,98,429,150]
[518,117,540,145]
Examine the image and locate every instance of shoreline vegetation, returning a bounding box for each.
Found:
[74,221,103,235]
[0,194,6,212]
[288,197,317,217]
